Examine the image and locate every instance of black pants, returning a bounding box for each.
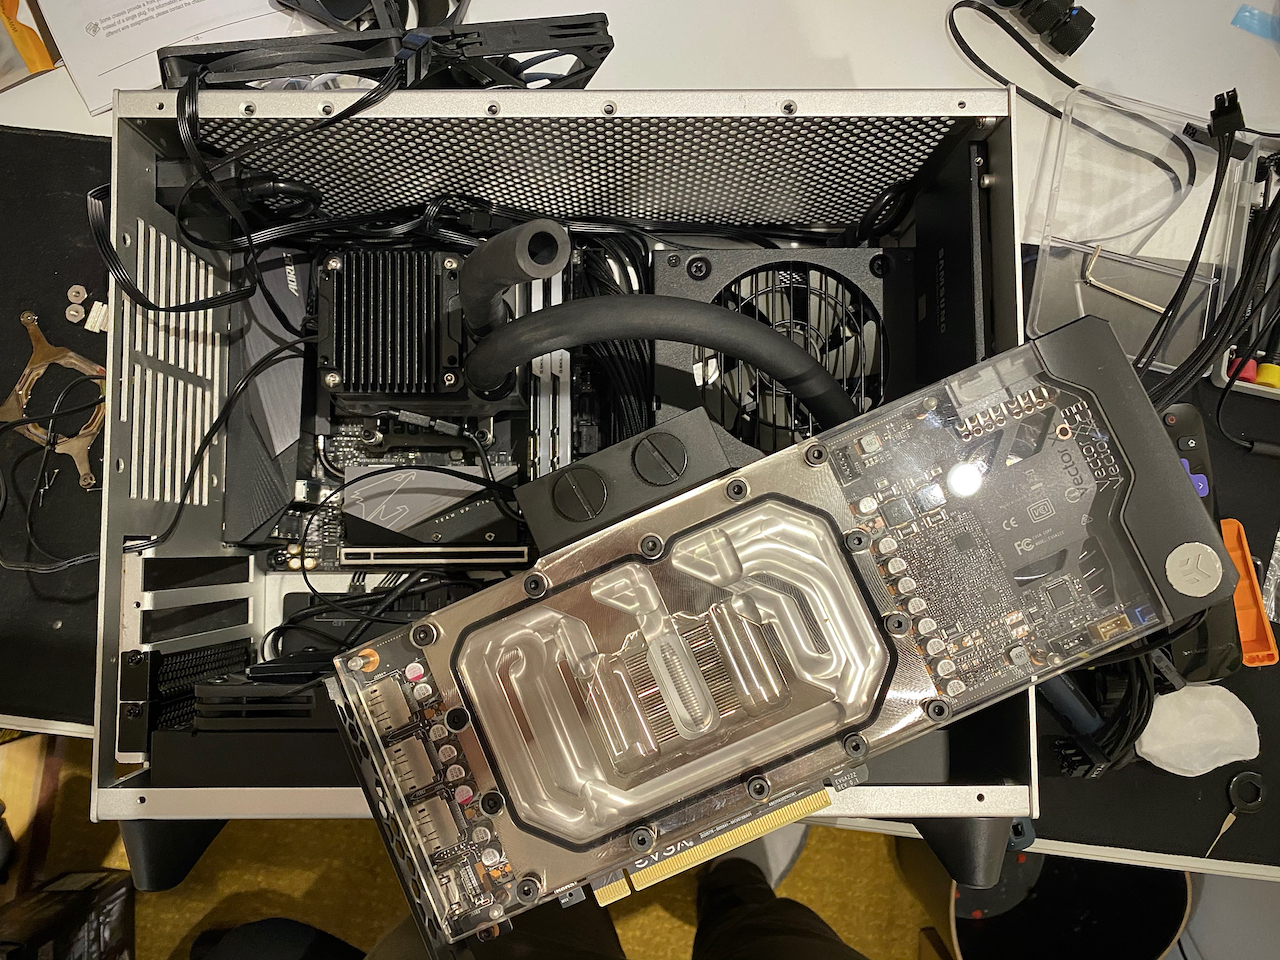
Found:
[196,860,868,960]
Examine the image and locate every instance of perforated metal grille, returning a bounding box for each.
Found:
[123,220,221,505]
[199,115,960,223]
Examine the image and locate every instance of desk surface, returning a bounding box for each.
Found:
[0,126,110,735]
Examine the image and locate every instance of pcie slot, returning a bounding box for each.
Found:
[340,546,530,567]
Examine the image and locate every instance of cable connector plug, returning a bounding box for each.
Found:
[1209,89,1246,139]
[393,410,463,436]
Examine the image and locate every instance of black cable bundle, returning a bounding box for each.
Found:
[575,234,654,441]
[1070,610,1205,765]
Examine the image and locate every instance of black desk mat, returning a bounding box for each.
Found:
[0,126,110,727]
[1033,380,1280,868]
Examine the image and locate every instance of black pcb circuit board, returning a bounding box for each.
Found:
[830,378,1160,710]
[272,418,523,573]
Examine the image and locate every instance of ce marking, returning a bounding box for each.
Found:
[1003,516,1019,530]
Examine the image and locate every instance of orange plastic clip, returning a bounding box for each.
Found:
[1219,519,1279,667]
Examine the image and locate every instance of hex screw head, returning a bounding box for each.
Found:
[629,825,655,853]
[412,623,438,646]
[843,733,868,760]
[884,612,911,636]
[524,574,547,598]
[747,775,771,801]
[725,478,748,501]
[640,535,663,559]
[845,530,871,552]
[804,443,828,466]
[924,698,952,722]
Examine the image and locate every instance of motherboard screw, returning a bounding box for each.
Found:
[639,535,664,559]
[325,255,342,271]
[443,372,458,387]
[725,478,748,501]
[412,623,439,646]
[480,791,506,815]
[443,257,459,270]
[323,371,342,389]
[524,574,547,598]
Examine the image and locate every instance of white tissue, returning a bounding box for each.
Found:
[1136,684,1259,777]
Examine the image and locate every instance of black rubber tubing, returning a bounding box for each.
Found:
[464,295,860,429]
[458,219,572,336]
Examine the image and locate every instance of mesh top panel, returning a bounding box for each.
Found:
[199,115,959,224]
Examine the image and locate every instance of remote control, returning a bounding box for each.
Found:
[1162,403,1213,512]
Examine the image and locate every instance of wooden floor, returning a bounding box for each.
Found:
[10,736,932,960]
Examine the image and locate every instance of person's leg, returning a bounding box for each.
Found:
[366,899,625,960]
[693,858,870,960]
[470,898,625,960]
[192,918,363,960]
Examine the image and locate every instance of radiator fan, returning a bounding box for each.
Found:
[668,253,885,452]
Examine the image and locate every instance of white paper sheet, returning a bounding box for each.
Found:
[36,0,303,115]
